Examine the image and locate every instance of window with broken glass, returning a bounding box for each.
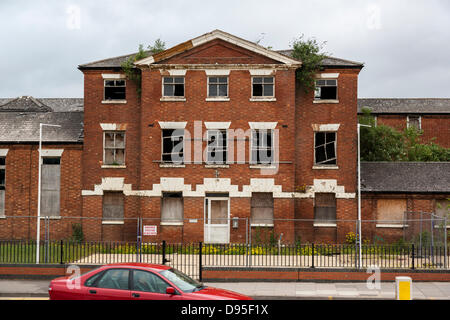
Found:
[314,132,336,165]
[104,79,126,100]
[162,129,184,164]
[208,77,228,97]
[163,77,185,97]
[251,130,274,164]
[314,79,337,100]
[207,129,228,164]
[407,116,421,130]
[0,157,5,216]
[252,77,274,97]
[104,131,125,165]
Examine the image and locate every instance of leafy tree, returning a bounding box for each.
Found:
[359,108,450,161]
[290,35,327,93]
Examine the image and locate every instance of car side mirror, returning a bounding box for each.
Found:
[166,287,176,295]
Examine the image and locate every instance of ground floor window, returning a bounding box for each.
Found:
[251,192,274,226]
[161,192,183,224]
[103,191,124,222]
[314,193,336,224]
[376,199,406,226]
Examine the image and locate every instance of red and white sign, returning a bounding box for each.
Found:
[143,225,157,236]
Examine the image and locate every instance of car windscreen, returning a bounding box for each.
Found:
[159,268,203,293]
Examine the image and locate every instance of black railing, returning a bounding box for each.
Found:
[0,240,448,280]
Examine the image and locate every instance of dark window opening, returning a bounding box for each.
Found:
[315,132,336,165]
[163,77,185,97]
[252,77,274,97]
[315,79,337,100]
[251,130,274,164]
[207,129,227,164]
[43,157,60,165]
[162,129,184,163]
[104,80,126,100]
[208,77,228,97]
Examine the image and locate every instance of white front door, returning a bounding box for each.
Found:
[204,197,230,244]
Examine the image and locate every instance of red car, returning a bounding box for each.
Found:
[49,263,252,300]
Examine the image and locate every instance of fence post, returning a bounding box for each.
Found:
[311,243,315,268]
[162,240,167,265]
[199,241,203,282]
[60,240,64,265]
[411,243,415,270]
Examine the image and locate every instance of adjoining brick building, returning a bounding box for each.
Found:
[0,30,448,244]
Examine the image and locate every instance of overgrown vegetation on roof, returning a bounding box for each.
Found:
[290,35,328,93]
[359,107,450,161]
[121,39,166,97]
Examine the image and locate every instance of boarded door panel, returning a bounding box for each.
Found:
[41,164,60,217]
[210,200,228,224]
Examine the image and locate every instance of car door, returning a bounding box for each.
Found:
[130,269,183,300]
[84,268,132,300]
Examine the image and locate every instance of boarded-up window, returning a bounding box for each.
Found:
[103,192,124,221]
[377,199,406,224]
[407,116,421,130]
[0,157,5,216]
[251,193,274,225]
[41,157,60,217]
[161,192,183,223]
[314,193,336,223]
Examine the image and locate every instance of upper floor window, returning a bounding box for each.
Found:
[163,77,185,97]
[104,131,125,165]
[314,131,336,165]
[252,77,274,98]
[251,129,274,164]
[315,79,337,100]
[407,115,421,130]
[104,79,126,101]
[207,129,228,164]
[208,77,228,97]
[162,129,184,164]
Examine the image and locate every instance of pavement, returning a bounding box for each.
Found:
[1,279,450,300]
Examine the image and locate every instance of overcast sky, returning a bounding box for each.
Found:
[1,0,449,99]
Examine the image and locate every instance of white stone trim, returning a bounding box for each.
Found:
[82,177,355,199]
[135,30,301,67]
[376,224,407,229]
[158,121,187,129]
[248,122,278,130]
[315,73,339,79]
[163,69,187,76]
[100,123,127,131]
[204,122,231,129]
[41,149,64,157]
[0,149,9,157]
[101,100,127,104]
[249,69,275,76]
[205,69,230,76]
[312,124,340,132]
[313,223,337,227]
[102,74,126,79]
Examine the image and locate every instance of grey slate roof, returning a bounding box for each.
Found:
[0,96,84,143]
[0,112,84,143]
[361,162,450,193]
[0,97,84,112]
[358,98,450,114]
[79,49,364,69]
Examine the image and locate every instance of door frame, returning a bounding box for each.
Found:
[204,196,230,244]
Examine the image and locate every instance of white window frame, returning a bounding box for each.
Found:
[314,78,338,102]
[103,131,126,167]
[250,76,275,101]
[207,76,229,99]
[161,76,186,101]
[407,115,422,130]
[206,129,228,164]
[103,79,126,102]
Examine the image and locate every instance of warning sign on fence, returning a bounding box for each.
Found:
[143,225,157,236]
